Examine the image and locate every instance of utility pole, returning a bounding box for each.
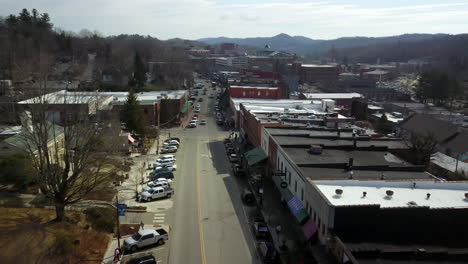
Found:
[116,192,121,248]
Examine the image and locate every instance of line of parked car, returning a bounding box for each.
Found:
[139,137,181,203]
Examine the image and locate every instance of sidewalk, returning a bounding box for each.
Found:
[248,176,336,264]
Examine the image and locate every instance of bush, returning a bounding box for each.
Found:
[0,153,35,190]
[84,207,116,233]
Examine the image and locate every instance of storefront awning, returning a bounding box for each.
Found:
[302,218,318,240]
[287,196,309,224]
[180,101,191,114]
[128,134,135,143]
[244,147,267,166]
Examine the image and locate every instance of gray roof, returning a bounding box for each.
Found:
[398,114,459,142]
[274,136,405,149]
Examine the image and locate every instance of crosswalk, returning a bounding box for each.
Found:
[153,212,166,224]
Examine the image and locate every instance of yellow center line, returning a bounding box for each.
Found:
[196,142,207,264]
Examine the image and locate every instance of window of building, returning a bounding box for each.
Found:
[266,91,269,96]
[295,180,297,192]
[301,189,304,201]
[288,172,291,185]
[258,91,261,96]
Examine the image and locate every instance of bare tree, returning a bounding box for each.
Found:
[403,132,438,165]
[19,88,120,222]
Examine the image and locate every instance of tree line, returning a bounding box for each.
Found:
[415,70,462,105]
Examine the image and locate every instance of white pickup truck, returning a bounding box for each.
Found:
[123,228,169,252]
[139,186,174,202]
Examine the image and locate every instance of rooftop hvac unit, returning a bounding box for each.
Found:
[309,145,322,154]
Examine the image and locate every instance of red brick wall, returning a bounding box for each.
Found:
[230,87,280,99]
[300,66,339,83]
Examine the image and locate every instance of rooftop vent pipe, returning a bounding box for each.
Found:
[426,193,431,200]
[362,191,367,198]
[465,193,468,199]
[386,190,394,197]
[335,189,343,195]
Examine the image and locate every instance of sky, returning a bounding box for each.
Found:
[1,0,467,40]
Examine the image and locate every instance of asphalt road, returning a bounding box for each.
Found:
[168,85,259,264]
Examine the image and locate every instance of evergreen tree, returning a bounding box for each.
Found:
[128,52,146,91]
[121,89,146,135]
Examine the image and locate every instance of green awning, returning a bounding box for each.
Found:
[295,209,309,224]
[273,175,293,201]
[245,147,267,166]
[180,101,191,114]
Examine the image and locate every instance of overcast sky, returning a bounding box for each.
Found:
[1,0,467,40]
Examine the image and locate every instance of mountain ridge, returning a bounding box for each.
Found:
[197,33,450,55]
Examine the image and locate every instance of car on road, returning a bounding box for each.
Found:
[123,228,169,253]
[139,186,174,202]
[160,148,177,154]
[200,119,207,125]
[126,254,157,264]
[194,108,200,113]
[229,154,239,163]
[196,104,201,108]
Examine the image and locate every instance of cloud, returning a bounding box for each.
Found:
[1,0,467,39]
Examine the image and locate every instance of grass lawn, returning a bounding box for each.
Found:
[0,208,110,264]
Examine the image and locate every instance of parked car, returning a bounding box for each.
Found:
[196,104,201,108]
[188,121,197,128]
[139,186,174,202]
[163,141,179,147]
[160,148,177,154]
[225,142,233,148]
[156,156,176,163]
[253,220,271,239]
[123,228,169,252]
[155,159,175,167]
[159,155,175,160]
[149,170,174,180]
[154,164,177,171]
[200,119,207,125]
[127,255,157,264]
[232,164,246,176]
[229,154,239,163]
[144,180,171,191]
[226,148,235,155]
[194,109,200,113]
[224,138,231,144]
[257,241,279,263]
[241,189,255,204]
[169,137,180,142]
[156,178,172,185]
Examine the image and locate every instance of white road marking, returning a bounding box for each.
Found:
[154,220,165,223]
[154,216,165,220]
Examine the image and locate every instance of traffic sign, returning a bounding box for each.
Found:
[117,204,126,216]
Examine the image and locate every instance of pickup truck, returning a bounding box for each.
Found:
[123,228,169,252]
[143,180,171,192]
[139,186,174,202]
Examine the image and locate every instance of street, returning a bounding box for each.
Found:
[112,83,259,264]
[168,84,258,264]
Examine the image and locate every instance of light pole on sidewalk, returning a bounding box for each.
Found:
[115,187,135,249]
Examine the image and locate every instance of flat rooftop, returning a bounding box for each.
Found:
[274,135,405,149]
[302,93,362,99]
[302,168,431,181]
[315,180,468,209]
[230,85,278,90]
[230,98,322,111]
[301,64,337,68]
[283,147,410,167]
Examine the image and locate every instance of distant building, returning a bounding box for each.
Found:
[298,93,362,108]
[215,57,248,68]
